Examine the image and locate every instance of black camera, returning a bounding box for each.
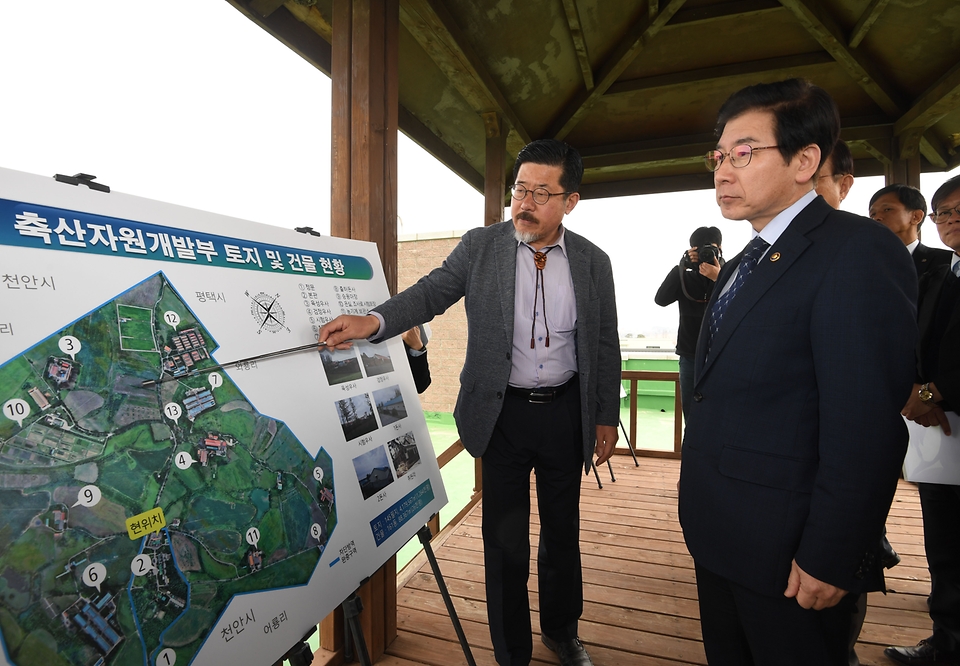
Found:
[683,244,721,268]
[699,244,721,266]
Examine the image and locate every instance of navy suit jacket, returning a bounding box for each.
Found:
[917,261,960,411]
[679,196,918,597]
[913,242,952,281]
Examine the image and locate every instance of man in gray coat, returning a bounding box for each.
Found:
[319,139,621,666]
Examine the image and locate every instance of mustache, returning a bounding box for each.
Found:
[516,212,538,223]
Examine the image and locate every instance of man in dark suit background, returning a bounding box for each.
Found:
[319,139,621,666]
[678,78,918,665]
[814,138,855,209]
[886,175,960,665]
[869,183,952,281]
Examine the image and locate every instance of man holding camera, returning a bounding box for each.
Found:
[655,226,722,417]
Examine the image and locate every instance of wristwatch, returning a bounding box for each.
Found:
[919,383,935,404]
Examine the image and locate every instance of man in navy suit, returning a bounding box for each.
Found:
[869,183,952,281]
[678,78,918,665]
[886,175,960,665]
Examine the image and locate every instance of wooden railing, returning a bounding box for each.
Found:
[619,369,683,459]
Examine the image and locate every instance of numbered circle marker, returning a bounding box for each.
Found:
[3,399,30,427]
[163,403,182,423]
[82,562,107,593]
[131,554,154,577]
[163,311,181,329]
[157,648,177,666]
[73,485,102,508]
[208,372,222,388]
[174,452,196,470]
[312,467,324,482]
[245,527,261,547]
[310,523,323,541]
[58,335,82,360]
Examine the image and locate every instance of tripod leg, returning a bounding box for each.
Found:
[606,458,616,482]
[619,418,639,467]
[418,525,478,666]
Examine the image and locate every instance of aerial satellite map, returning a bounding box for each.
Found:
[0,273,337,666]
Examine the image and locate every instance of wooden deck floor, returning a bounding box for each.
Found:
[381,457,931,665]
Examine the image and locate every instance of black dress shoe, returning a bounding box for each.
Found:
[541,635,594,666]
[884,639,960,665]
[880,536,901,569]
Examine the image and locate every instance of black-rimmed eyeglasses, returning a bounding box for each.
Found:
[930,205,960,224]
[705,145,779,172]
[511,184,572,205]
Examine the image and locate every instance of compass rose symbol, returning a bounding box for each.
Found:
[247,291,290,334]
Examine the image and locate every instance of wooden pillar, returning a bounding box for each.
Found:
[330,0,399,295]
[483,112,508,227]
[886,133,922,189]
[321,0,399,661]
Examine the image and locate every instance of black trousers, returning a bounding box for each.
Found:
[695,562,859,666]
[481,381,584,666]
[918,482,960,652]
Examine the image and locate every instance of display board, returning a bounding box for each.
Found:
[0,167,446,666]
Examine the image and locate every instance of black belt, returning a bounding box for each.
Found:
[506,376,576,404]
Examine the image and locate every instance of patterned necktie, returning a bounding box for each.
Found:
[953,261,960,278]
[707,236,770,355]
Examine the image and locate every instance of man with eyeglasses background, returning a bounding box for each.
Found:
[678,78,917,665]
[318,139,620,666]
[886,175,960,666]
[869,184,951,281]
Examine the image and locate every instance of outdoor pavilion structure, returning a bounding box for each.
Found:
[226,0,960,662]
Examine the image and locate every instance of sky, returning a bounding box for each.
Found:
[2,1,957,339]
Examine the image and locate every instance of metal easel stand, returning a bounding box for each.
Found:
[588,460,615,488]
[619,418,640,467]
[272,625,317,666]
[417,524,478,666]
[342,589,373,666]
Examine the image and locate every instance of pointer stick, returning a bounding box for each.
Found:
[141,341,328,387]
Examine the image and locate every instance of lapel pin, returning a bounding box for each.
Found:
[769,252,781,262]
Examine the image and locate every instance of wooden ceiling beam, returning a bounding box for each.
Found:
[581,133,715,168]
[225,0,331,75]
[283,1,333,42]
[579,172,716,199]
[894,61,960,137]
[857,139,892,166]
[666,0,781,27]
[580,120,898,172]
[606,51,833,95]
[560,0,594,91]
[547,0,687,141]
[778,0,903,117]
[398,106,484,193]
[399,0,529,154]
[249,0,286,18]
[848,0,889,49]
[920,134,949,169]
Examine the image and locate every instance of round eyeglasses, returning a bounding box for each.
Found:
[929,205,960,224]
[511,184,572,205]
[705,145,779,172]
